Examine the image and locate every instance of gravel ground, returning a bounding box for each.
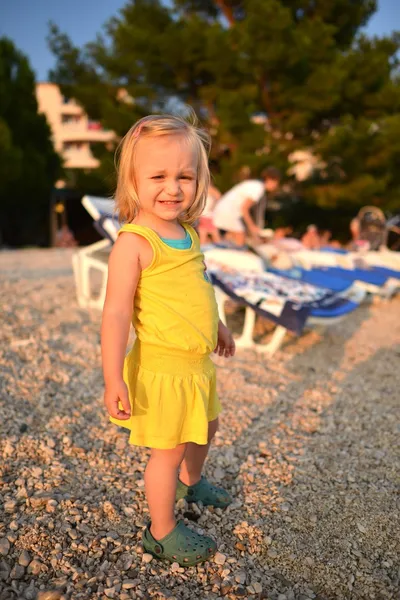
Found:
[0,248,399,600]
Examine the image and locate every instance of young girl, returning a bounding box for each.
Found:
[101,114,236,567]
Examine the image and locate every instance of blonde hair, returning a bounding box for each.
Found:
[115,113,211,224]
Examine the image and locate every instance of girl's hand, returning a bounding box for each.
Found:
[214,321,236,357]
[104,380,131,420]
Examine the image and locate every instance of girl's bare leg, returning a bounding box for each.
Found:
[145,443,187,540]
[233,231,246,246]
[199,228,209,245]
[179,418,218,486]
[210,228,221,244]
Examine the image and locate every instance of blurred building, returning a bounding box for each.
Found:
[36,82,115,170]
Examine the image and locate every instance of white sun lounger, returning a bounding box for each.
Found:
[72,196,119,310]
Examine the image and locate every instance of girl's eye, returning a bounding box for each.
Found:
[180,176,193,180]
[152,175,164,180]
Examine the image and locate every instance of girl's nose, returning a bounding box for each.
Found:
[165,179,181,196]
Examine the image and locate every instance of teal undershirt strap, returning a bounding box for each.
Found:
[160,229,191,249]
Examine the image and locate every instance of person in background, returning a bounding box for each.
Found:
[212,167,281,246]
[301,225,321,250]
[198,182,222,245]
[55,224,77,248]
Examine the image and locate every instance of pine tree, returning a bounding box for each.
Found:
[47,0,400,236]
[0,38,62,246]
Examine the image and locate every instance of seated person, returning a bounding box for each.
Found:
[301,225,321,250]
[198,183,222,245]
[212,167,281,246]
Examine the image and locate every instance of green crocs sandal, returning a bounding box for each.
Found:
[142,521,217,566]
[176,476,232,508]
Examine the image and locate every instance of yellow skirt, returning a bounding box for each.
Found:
[110,342,221,449]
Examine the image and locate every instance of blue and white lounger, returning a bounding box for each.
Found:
[205,257,365,355]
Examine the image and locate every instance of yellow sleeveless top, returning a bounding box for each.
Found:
[110,223,222,449]
[118,223,219,354]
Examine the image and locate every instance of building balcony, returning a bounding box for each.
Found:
[62,149,100,169]
[61,126,115,143]
[60,102,83,116]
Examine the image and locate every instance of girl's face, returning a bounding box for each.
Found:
[134,134,198,223]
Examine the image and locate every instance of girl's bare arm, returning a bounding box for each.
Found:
[101,233,141,419]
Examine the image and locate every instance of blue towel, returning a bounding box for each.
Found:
[209,267,359,336]
[269,267,352,293]
[370,265,400,280]
[318,266,389,287]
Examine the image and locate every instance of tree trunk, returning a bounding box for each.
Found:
[215,0,235,26]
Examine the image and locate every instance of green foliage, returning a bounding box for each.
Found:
[0,38,62,246]
[47,0,400,237]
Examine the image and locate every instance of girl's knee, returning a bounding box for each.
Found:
[208,418,219,442]
[149,443,187,469]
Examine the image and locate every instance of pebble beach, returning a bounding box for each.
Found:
[0,248,399,600]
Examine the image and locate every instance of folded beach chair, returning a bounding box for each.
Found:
[72,195,119,310]
[204,256,365,355]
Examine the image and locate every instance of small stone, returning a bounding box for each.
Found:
[235,585,247,596]
[30,495,49,509]
[264,536,272,546]
[235,571,247,585]
[37,593,64,600]
[357,522,367,534]
[116,553,134,571]
[24,582,38,600]
[28,559,43,575]
[214,552,227,565]
[235,542,246,552]
[123,506,135,517]
[46,500,58,513]
[278,595,288,600]
[171,562,180,572]
[0,538,10,556]
[253,582,262,594]
[142,553,153,563]
[9,520,19,531]
[267,548,278,558]
[4,500,17,513]
[214,467,226,481]
[19,550,31,566]
[104,588,116,598]
[0,559,10,579]
[280,502,290,512]
[122,580,137,590]
[221,579,233,595]
[10,563,24,580]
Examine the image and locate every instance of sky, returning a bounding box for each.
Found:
[0,0,399,81]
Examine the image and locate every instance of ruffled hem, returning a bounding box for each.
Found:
[109,355,221,449]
